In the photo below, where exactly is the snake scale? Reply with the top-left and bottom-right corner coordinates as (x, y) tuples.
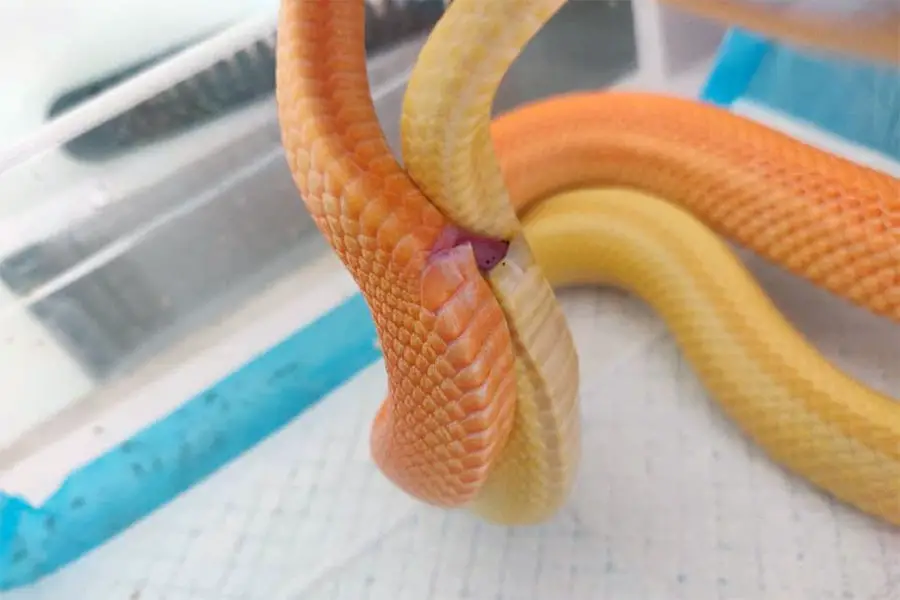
(275, 0), (899, 527)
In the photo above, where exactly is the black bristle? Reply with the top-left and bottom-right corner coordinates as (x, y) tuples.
(53, 0), (448, 162)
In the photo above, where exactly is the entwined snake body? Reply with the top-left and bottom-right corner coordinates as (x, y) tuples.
(276, 0), (900, 527)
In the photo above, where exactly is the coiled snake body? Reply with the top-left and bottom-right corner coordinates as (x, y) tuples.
(276, 0), (900, 526)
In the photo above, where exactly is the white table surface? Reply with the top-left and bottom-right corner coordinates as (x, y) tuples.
(2, 245), (897, 600)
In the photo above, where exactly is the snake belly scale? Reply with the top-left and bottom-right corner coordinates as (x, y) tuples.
(276, 0), (900, 527)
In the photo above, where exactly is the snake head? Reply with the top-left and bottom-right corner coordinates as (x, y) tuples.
(430, 224), (511, 271)
(370, 238), (519, 508)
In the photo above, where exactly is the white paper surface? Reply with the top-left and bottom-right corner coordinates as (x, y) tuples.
(2, 255), (897, 600)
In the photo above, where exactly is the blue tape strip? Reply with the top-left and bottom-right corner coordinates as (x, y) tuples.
(702, 27), (900, 161)
(700, 29), (771, 107)
(742, 46), (900, 161)
(0, 292), (380, 591)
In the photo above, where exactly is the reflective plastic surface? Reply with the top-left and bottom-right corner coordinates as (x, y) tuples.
(0, 0), (637, 463)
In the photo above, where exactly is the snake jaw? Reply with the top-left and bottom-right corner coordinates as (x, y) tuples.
(367, 239), (519, 509)
(430, 224), (512, 271)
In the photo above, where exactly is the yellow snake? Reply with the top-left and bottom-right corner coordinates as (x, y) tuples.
(275, 0), (900, 527)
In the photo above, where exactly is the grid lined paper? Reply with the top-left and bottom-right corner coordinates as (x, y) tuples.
(2, 249), (897, 600)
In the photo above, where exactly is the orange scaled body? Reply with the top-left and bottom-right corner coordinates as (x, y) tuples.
(276, 2), (516, 507)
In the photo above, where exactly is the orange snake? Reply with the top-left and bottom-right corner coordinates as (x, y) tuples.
(275, 0), (900, 527)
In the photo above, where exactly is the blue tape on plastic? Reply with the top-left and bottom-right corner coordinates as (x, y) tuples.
(0, 292), (380, 591)
(743, 47), (900, 161)
(700, 29), (770, 106)
(702, 28), (900, 162)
